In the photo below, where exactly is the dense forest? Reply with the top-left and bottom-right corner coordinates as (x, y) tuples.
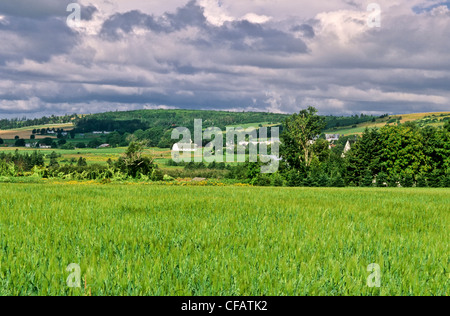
(72, 109), (288, 133)
(324, 113), (381, 129)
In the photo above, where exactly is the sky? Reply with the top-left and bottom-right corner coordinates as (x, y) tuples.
(0, 0), (449, 118)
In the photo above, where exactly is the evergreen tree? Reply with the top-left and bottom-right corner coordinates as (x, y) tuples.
(15, 139), (26, 147)
(376, 172), (387, 187)
(402, 171), (415, 188)
(344, 128), (381, 185)
(416, 175), (428, 188)
(330, 174), (345, 187)
(317, 174), (329, 187)
(286, 170), (303, 187)
(361, 169), (374, 187)
(440, 175), (450, 188)
(77, 157), (88, 167)
(427, 169), (442, 188)
(48, 151), (59, 168)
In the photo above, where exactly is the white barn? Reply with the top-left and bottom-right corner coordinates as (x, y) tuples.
(172, 140), (198, 153)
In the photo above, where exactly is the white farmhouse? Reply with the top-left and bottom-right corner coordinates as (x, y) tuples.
(172, 140), (198, 153)
(326, 134), (340, 142)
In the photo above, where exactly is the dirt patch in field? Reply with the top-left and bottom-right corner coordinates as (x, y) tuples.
(0, 123), (73, 140)
(0, 130), (58, 140)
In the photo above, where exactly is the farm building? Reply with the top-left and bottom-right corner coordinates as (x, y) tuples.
(326, 134), (340, 142)
(172, 141), (198, 153)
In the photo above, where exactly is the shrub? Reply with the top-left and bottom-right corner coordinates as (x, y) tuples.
(150, 169), (164, 181)
(285, 170), (303, 187)
(416, 175), (428, 188)
(61, 143), (75, 150)
(271, 173), (285, 187)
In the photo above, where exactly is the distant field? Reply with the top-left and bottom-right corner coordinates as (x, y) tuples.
(0, 184), (448, 296)
(0, 147), (250, 168)
(0, 123), (74, 140)
(395, 112), (450, 123)
(0, 147), (173, 166)
(326, 112), (450, 135)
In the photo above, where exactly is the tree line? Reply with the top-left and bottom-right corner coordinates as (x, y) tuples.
(1, 108), (449, 187)
(250, 107), (450, 187)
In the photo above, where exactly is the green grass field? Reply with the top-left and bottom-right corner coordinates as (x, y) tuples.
(0, 147), (249, 170)
(0, 184), (448, 296)
(0, 147), (173, 167)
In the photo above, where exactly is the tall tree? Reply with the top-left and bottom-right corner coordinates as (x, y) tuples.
(283, 107), (326, 167)
(378, 125), (427, 178)
(344, 128), (381, 185)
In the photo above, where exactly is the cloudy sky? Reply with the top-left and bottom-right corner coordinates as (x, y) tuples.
(0, 0), (449, 118)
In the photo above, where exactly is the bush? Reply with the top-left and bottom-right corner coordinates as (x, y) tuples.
(361, 169), (374, 187)
(14, 139), (26, 147)
(163, 174), (174, 181)
(252, 174), (271, 186)
(88, 139), (102, 148)
(317, 174), (329, 187)
(427, 170), (442, 188)
(401, 172), (415, 188)
(376, 172), (387, 187)
(271, 173), (285, 187)
(61, 143), (75, 150)
(150, 169), (164, 181)
(52, 164), (110, 180)
(416, 175), (428, 188)
(388, 174), (401, 188)
(330, 174), (345, 187)
(286, 170), (303, 187)
(440, 175), (450, 188)
(302, 176), (316, 187)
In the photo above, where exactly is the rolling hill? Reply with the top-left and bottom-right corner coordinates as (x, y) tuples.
(325, 112), (450, 136)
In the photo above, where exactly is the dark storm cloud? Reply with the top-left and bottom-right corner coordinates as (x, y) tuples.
(100, 0), (206, 39)
(0, 0), (72, 18)
(291, 24), (315, 38)
(0, 0), (97, 19)
(100, 10), (162, 39)
(101, 1), (307, 55)
(212, 20), (308, 53)
(0, 0), (97, 64)
(0, 16), (77, 63)
(0, 0), (449, 118)
(164, 0), (207, 29)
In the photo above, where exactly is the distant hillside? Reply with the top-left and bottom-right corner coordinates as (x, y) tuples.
(325, 112), (450, 136)
(2, 110), (448, 147)
(73, 109), (289, 134)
